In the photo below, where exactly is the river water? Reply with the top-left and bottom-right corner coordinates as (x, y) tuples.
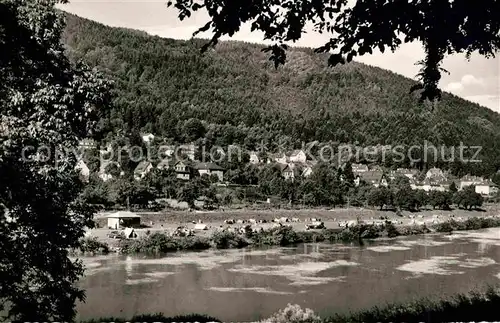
(77, 228), (500, 322)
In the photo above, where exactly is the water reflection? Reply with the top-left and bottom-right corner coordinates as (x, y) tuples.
(77, 229), (500, 322)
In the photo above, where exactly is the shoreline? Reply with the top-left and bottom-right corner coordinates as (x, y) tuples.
(79, 213), (500, 256)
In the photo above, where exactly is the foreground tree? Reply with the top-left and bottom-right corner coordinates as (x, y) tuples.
(0, 1), (111, 320)
(168, 0), (500, 102)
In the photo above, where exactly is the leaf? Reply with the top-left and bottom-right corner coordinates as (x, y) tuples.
(328, 53), (345, 66)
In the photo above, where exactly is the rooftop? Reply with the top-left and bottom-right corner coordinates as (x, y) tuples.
(105, 211), (141, 219)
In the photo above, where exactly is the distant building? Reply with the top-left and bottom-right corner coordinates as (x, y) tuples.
(355, 171), (388, 187)
(280, 164), (295, 181)
(249, 151), (261, 164)
(174, 160), (192, 180)
(78, 138), (96, 150)
(352, 163), (369, 173)
(194, 162), (225, 182)
(270, 153), (288, 164)
(459, 175), (485, 190)
(289, 150), (307, 163)
(141, 133), (155, 144)
(134, 161), (153, 180)
(425, 168), (447, 182)
(415, 179), (446, 192)
(105, 211), (141, 230)
(475, 181), (498, 197)
(75, 159), (90, 182)
(394, 168), (418, 180)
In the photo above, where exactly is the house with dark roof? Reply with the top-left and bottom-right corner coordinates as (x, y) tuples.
(194, 162), (225, 182)
(279, 164), (295, 181)
(174, 160), (193, 180)
(355, 171), (388, 187)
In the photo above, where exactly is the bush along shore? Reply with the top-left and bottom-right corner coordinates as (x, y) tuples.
(83, 217), (500, 255)
(82, 287), (500, 323)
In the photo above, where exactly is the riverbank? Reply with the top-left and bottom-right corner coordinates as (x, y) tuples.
(82, 286), (500, 322)
(82, 216), (500, 255)
(89, 205), (500, 248)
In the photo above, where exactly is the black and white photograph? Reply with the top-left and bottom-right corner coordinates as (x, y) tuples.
(1, 0), (500, 322)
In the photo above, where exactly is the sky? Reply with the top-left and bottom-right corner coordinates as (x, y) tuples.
(58, 0), (500, 113)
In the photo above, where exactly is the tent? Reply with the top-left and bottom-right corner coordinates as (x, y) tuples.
(123, 227), (138, 239)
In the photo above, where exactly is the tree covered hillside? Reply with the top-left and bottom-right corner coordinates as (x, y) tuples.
(62, 14), (500, 176)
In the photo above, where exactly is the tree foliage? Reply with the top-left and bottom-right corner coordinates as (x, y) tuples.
(62, 14), (500, 178)
(0, 0), (111, 321)
(167, 0), (500, 102)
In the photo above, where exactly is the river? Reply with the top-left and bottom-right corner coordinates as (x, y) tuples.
(76, 228), (500, 322)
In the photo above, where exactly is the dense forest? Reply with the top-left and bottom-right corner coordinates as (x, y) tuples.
(62, 14), (500, 177)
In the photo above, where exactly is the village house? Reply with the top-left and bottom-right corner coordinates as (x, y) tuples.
(425, 167), (447, 182)
(194, 162), (225, 182)
(75, 159), (90, 182)
(474, 180), (498, 197)
(280, 164), (295, 181)
(78, 138), (96, 150)
(174, 160), (192, 180)
(134, 161), (153, 180)
(141, 133), (155, 144)
(105, 211), (141, 230)
(352, 163), (369, 173)
(414, 179), (446, 192)
(394, 168), (418, 179)
(249, 151), (261, 164)
(355, 171), (388, 187)
(269, 152), (288, 164)
(289, 149), (307, 163)
(459, 175), (485, 190)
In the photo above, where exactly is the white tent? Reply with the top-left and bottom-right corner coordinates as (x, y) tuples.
(123, 227), (138, 239)
(194, 223), (208, 231)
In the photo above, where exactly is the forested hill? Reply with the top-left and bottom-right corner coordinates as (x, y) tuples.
(62, 13), (500, 176)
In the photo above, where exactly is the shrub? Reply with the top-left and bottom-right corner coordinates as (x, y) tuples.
(76, 237), (110, 255)
(210, 230), (249, 249)
(262, 304), (321, 323)
(434, 221), (454, 233)
(384, 221), (400, 238)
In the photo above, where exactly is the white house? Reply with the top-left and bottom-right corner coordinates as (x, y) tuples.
(141, 133), (155, 144)
(271, 153), (288, 164)
(75, 159), (90, 182)
(475, 181), (499, 196)
(459, 175), (485, 190)
(302, 166), (313, 178)
(105, 211), (141, 230)
(134, 161), (153, 180)
(249, 151), (261, 164)
(352, 163), (369, 173)
(289, 150), (307, 163)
